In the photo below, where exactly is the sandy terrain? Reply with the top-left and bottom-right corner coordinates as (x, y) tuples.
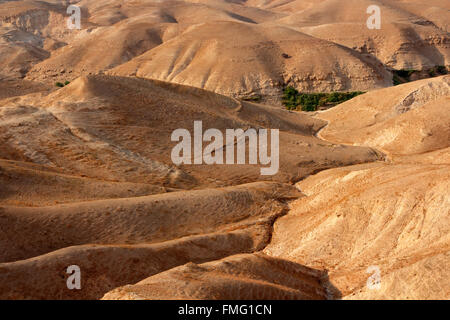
(2, 0), (447, 99)
(0, 0), (448, 300)
(100, 75), (449, 300)
(0, 74), (381, 299)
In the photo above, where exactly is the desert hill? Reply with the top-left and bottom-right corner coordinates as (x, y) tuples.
(0, 75), (380, 191)
(278, 0), (450, 70)
(0, 0), (448, 301)
(103, 253), (330, 300)
(265, 75), (450, 299)
(0, 75), (380, 299)
(100, 76), (449, 300)
(266, 159), (449, 299)
(109, 20), (391, 97)
(317, 75), (450, 156)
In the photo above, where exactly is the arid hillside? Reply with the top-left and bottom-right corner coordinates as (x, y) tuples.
(0, 0), (449, 300)
(265, 75), (450, 299)
(0, 75), (380, 195)
(1, 0), (448, 100)
(0, 73), (380, 299)
(103, 76), (450, 300)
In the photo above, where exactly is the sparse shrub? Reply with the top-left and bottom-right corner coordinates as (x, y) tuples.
(55, 81), (71, 88)
(436, 65), (447, 74)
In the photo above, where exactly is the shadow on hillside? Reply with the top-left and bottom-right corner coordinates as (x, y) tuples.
(320, 271), (343, 300)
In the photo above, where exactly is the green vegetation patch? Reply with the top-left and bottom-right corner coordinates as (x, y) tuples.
(55, 81), (71, 88)
(282, 86), (365, 111)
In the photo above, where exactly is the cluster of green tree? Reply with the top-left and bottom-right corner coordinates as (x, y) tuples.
(282, 86), (365, 111)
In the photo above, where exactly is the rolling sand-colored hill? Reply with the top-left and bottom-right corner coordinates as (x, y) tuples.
(265, 76), (450, 299)
(0, 0), (90, 79)
(279, 0), (450, 70)
(0, 181), (299, 299)
(101, 76), (449, 300)
(0, 181), (300, 263)
(266, 159), (449, 299)
(0, 0), (449, 301)
(0, 75), (380, 190)
(317, 75), (450, 156)
(2, 0), (449, 98)
(103, 253), (330, 300)
(0, 75), (380, 299)
(0, 158), (171, 207)
(109, 21), (391, 97)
